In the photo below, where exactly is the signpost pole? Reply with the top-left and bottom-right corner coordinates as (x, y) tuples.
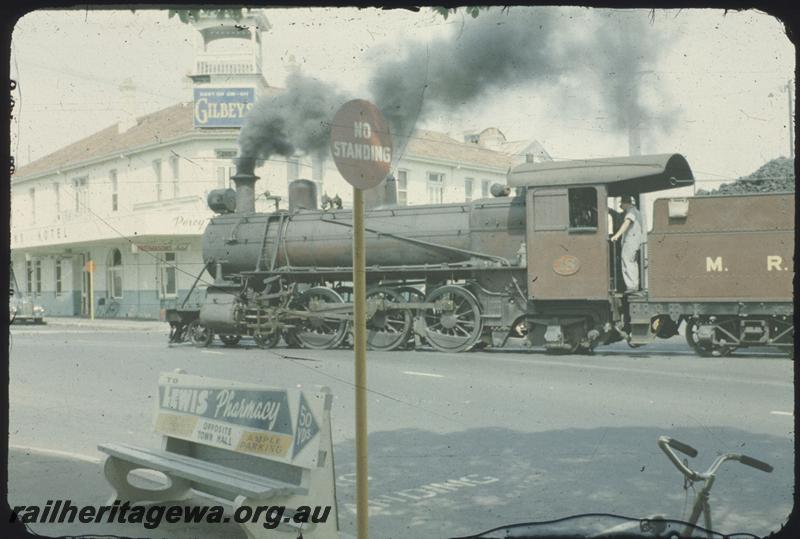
(88, 261), (94, 320)
(353, 187), (368, 539)
(330, 98), (392, 539)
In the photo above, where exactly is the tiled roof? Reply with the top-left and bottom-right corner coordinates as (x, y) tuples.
(496, 139), (552, 162)
(15, 100), (519, 180)
(403, 129), (516, 170)
(13, 102), (210, 180)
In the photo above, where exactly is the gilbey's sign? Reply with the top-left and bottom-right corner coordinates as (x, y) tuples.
(193, 88), (255, 128)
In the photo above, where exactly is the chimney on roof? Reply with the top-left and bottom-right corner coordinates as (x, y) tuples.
(285, 54), (300, 76)
(117, 78), (139, 134)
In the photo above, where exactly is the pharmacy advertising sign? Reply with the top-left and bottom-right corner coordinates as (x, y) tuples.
(154, 372), (324, 466)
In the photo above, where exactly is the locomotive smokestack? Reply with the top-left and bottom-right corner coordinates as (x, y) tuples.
(231, 157), (259, 213)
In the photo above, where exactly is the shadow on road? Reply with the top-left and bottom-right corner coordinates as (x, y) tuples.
(7, 425), (791, 539)
(332, 426), (791, 538)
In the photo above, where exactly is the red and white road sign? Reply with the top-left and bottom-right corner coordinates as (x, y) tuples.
(330, 99), (393, 191)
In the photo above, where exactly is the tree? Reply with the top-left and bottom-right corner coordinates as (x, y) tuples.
(696, 157), (795, 195)
(432, 6), (493, 20)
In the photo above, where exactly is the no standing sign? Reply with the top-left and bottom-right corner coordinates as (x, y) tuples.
(330, 98), (393, 539)
(330, 99), (393, 190)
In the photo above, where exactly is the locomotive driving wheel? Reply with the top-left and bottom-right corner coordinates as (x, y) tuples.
(188, 320), (213, 348)
(366, 287), (412, 351)
(396, 285), (426, 348)
(283, 330), (304, 349)
(286, 287), (349, 350)
(422, 285), (483, 353)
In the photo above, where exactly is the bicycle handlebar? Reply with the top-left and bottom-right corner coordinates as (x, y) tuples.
(737, 454), (773, 473)
(662, 436), (698, 458)
(658, 436), (700, 480)
(658, 436), (773, 480)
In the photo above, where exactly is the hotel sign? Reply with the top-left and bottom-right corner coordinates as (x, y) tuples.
(193, 87), (255, 128)
(131, 242), (191, 253)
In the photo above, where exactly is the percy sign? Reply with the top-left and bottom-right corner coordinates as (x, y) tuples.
(330, 99), (393, 190)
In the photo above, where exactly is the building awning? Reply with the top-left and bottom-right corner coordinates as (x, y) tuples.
(507, 153), (694, 195)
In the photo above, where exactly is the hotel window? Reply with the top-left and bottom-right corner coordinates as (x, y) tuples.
(55, 260), (63, 295)
(29, 187), (36, 223)
(481, 179), (491, 198)
(287, 158), (300, 181)
(110, 170), (118, 211)
(153, 159), (163, 201)
(107, 248), (123, 299)
(464, 178), (474, 202)
(215, 149), (237, 189)
(159, 252), (177, 298)
(397, 170), (408, 206)
(216, 166), (230, 189)
(73, 177), (88, 213)
(53, 182), (61, 217)
(34, 259), (42, 295)
(170, 155), (180, 197)
(427, 172), (444, 204)
(312, 155), (325, 198)
(26, 260), (33, 294)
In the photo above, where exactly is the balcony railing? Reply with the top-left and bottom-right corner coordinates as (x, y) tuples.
(194, 52), (262, 76)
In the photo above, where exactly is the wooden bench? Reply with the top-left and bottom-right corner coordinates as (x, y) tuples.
(98, 370), (339, 539)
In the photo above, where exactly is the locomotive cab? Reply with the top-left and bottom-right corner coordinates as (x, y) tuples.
(508, 154), (694, 351)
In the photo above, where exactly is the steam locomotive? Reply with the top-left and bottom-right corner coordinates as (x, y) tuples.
(166, 154), (794, 357)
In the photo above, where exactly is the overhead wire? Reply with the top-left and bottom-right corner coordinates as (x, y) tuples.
(50, 179), (238, 298)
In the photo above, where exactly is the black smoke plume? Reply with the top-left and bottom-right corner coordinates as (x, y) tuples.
(239, 8), (676, 163)
(237, 71), (349, 161)
(369, 8), (677, 154)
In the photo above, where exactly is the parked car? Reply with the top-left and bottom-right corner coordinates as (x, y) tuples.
(9, 288), (45, 324)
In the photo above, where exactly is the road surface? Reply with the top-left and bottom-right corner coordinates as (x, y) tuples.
(8, 320), (793, 538)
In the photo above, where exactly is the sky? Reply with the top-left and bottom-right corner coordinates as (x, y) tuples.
(9, 7), (795, 190)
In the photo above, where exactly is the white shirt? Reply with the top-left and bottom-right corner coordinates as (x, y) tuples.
(622, 206), (644, 248)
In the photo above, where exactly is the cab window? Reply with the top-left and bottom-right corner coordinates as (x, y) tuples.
(568, 187), (598, 231)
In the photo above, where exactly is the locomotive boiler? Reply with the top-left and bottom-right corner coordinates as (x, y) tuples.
(166, 153), (794, 357)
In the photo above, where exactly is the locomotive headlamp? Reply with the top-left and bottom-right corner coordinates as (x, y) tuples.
(490, 183), (511, 197)
(207, 188), (237, 214)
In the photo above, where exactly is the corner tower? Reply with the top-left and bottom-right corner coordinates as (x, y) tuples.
(188, 11), (271, 129)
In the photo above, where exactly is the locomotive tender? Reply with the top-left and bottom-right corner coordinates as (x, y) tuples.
(166, 153), (794, 356)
